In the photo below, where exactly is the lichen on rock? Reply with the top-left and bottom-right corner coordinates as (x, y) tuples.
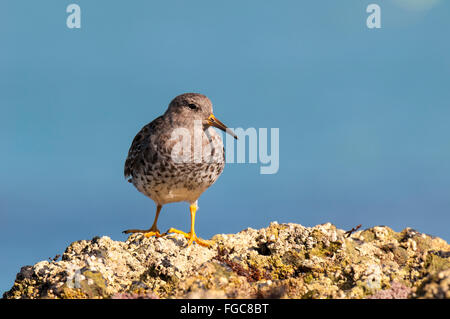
(3, 222), (449, 299)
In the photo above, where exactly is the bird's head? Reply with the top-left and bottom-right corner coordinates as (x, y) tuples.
(165, 93), (237, 139)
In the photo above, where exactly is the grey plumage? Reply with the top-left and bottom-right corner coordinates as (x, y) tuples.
(124, 93), (225, 206)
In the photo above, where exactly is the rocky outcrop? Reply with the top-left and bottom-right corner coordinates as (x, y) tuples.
(3, 222), (450, 299)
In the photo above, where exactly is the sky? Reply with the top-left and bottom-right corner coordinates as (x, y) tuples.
(1, 0), (449, 294)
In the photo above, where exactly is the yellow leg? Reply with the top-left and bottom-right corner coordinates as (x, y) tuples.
(123, 205), (162, 238)
(167, 204), (211, 247)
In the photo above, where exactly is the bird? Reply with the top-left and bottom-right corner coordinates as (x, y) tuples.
(123, 93), (237, 247)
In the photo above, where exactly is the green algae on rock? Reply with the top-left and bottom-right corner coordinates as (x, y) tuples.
(3, 222), (449, 299)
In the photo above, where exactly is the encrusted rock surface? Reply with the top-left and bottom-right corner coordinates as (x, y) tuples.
(3, 222), (450, 299)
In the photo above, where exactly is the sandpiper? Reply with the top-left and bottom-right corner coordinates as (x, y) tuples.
(123, 93), (237, 247)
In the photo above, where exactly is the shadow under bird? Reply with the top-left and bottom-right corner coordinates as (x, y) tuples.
(123, 93), (237, 247)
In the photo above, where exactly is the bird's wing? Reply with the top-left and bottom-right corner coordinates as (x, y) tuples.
(124, 116), (164, 179)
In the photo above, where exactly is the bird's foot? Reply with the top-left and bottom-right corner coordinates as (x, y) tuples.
(143, 231), (162, 238)
(122, 227), (162, 238)
(166, 228), (211, 247)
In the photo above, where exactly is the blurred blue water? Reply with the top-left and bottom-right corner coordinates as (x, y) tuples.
(1, 0), (449, 294)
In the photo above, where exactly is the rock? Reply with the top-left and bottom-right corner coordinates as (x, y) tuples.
(3, 222), (450, 299)
(416, 269), (450, 299)
(368, 282), (411, 299)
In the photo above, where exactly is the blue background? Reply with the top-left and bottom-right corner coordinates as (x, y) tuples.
(1, 0), (449, 294)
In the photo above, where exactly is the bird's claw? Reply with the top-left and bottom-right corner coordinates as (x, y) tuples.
(122, 228), (162, 238)
(167, 228), (211, 247)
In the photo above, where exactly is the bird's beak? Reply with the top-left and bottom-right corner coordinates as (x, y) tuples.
(208, 114), (238, 140)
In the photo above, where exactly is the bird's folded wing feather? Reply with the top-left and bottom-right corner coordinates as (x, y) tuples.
(124, 116), (164, 179)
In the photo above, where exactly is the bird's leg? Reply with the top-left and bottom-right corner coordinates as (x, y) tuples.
(123, 205), (162, 238)
(167, 203), (211, 247)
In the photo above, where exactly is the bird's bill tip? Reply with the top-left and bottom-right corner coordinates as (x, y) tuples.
(208, 114), (238, 139)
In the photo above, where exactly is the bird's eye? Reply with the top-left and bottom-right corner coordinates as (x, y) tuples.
(187, 103), (198, 110)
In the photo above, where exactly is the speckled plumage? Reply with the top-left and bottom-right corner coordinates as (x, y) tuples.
(124, 93), (225, 206)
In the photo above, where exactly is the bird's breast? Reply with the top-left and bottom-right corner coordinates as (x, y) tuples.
(132, 127), (225, 204)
